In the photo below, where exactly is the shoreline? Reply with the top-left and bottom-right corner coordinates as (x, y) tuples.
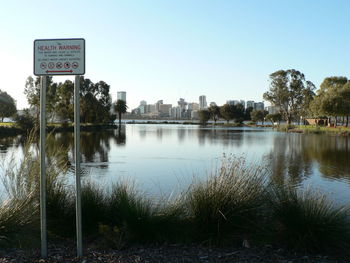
(0, 243), (344, 263)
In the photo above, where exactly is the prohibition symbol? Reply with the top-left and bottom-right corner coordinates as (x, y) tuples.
(64, 62), (71, 69)
(56, 62), (63, 69)
(48, 62), (55, 69)
(72, 62), (79, 69)
(40, 62), (47, 69)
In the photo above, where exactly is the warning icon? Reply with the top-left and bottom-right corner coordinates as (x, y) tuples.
(72, 62), (79, 69)
(40, 62), (47, 69)
(64, 62), (71, 69)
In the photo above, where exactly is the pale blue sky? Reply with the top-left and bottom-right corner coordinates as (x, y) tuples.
(0, 0), (349, 110)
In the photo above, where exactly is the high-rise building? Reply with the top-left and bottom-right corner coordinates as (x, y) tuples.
(178, 98), (187, 111)
(246, 101), (255, 109)
(254, 102), (265, 111)
(199, 95), (207, 109)
(159, 104), (172, 116)
(188, 102), (199, 111)
(169, 106), (182, 119)
(227, 100), (245, 108)
(117, 91), (126, 102)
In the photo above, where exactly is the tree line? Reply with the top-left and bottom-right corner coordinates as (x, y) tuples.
(198, 103), (272, 125)
(0, 76), (128, 130)
(263, 69), (350, 126)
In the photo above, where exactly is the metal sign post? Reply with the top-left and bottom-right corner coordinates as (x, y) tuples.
(40, 76), (47, 258)
(34, 38), (85, 258)
(74, 75), (83, 257)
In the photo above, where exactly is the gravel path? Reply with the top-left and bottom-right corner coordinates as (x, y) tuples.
(0, 244), (346, 263)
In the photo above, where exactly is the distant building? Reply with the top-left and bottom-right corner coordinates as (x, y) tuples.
(117, 91), (126, 102)
(254, 102), (265, 111)
(169, 106), (182, 119)
(227, 100), (245, 108)
(266, 105), (280, 114)
(191, 110), (199, 119)
(199, 95), (207, 109)
(178, 98), (187, 111)
(246, 100), (255, 109)
(188, 102), (199, 111)
(159, 104), (172, 117)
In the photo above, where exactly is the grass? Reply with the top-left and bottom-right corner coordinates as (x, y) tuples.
(275, 124), (350, 135)
(1, 135), (350, 255)
(185, 156), (269, 243)
(269, 185), (350, 253)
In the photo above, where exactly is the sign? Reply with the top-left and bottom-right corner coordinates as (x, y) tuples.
(34, 38), (85, 76)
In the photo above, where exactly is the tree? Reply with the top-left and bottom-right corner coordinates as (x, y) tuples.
(220, 104), (233, 123)
(250, 110), (268, 125)
(265, 113), (282, 125)
(24, 76), (56, 121)
(263, 69), (315, 124)
(244, 106), (254, 120)
(114, 99), (128, 126)
(232, 103), (245, 123)
(198, 109), (210, 125)
(310, 77), (350, 126)
(55, 80), (74, 122)
(0, 90), (17, 122)
(208, 105), (220, 124)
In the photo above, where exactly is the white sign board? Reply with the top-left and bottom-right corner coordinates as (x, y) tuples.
(34, 38), (85, 76)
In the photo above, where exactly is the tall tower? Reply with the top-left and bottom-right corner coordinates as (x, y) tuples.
(199, 95), (207, 109)
(117, 91), (126, 102)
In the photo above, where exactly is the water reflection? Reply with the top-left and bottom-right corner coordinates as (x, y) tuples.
(265, 133), (350, 185)
(265, 134), (313, 186)
(0, 135), (22, 153)
(1, 126), (350, 196)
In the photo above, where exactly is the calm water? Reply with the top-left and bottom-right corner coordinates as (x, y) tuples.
(1, 124), (350, 203)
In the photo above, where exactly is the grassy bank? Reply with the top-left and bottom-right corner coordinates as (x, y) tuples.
(1, 141), (350, 256)
(276, 124), (350, 135)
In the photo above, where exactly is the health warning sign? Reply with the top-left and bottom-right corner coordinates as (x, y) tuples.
(34, 38), (85, 76)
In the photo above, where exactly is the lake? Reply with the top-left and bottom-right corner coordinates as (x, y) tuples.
(1, 124), (350, 203)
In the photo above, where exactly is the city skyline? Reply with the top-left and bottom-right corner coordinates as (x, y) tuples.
(0, 1), (349, 111)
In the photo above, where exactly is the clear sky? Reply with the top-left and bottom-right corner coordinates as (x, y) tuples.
(1, 0), (349, 110)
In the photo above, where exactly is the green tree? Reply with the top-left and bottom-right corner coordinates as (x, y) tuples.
(56, 80), (74, 122)
(244, 106), (254, 120)
(220, 104), (233, 123)
(265, 113), (282, 125)
(114, 99), (128, 126)
(263, 69), (315, 124)
(198, 109), (210, 125)
(250, 110), (268, 125)
(232, 103), (245, 123)
(80, 77), (113, 123)
(24, 76), (56, 121)
(0, 90), (17, 122)
(310, 77), (350, 126)
(208, 105), (220, 124)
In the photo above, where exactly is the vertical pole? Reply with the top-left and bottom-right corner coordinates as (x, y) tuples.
(40, 76), (47, 258)
(74, 75), (83, 257)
